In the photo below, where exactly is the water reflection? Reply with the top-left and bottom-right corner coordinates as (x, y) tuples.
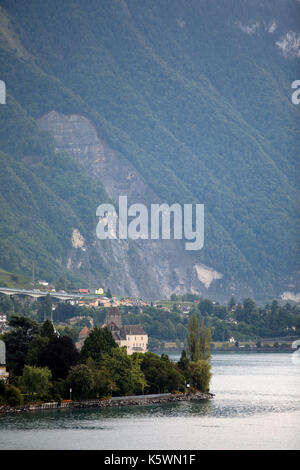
(0, 353), (299, 450)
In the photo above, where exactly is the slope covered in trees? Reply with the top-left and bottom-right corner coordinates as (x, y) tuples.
(0, 0), (299, 300)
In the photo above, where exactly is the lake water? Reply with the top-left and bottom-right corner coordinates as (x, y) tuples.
(0, 353), (299, 450)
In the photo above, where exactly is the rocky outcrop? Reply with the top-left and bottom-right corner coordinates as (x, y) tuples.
(38, 111), (225, 299)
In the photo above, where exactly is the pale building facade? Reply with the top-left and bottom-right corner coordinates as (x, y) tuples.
(0, 340), (9, 382)
(104, 307), (148, 355)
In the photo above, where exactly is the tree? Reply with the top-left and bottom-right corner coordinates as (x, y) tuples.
(106, 288), (112, 299)
(80, 326), (117, 363)
(54, 302), (76, 322)
(189, 360), (212, 393)
(66, 364), (94, 400)
(130, 353), (148, 395)
(198, 299), (213, 316)
(140, 352), (184, 394)
(187, 314), (201, 361)
(213, 305), (227, 320)
(0, 381), (23, 407)
(37, 335), (79, 380)
(25, 309), (57, 367)
(40, 319), (56, 340)
(199, 319), (211, 360)
(177, 350), (190, 383)
(26, 335), (49, 366)
(101, 347), (147, 396)
(0, 294), (14, 314)
(242, 298), (259, 324)
(228, 296), (236, 310)
(3, 316), (39, 376)
(212, 322), (229, 341)
(86, 357), (116, 398)
(20, 365), (52, 398)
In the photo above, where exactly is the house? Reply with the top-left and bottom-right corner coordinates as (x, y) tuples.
(0, 314), (7, 334)
(94, 288), (104, 295)
(0, 340), (9, 382)
(103, 307), (148, 355)
(79, 289), (89, 294)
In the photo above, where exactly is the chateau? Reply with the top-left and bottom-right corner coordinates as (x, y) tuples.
(104, 307), (148, 355)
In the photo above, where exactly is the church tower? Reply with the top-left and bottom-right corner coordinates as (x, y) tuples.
(105, 307), (122, 330)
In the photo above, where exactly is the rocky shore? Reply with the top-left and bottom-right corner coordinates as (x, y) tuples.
(0, 391), (214, 414)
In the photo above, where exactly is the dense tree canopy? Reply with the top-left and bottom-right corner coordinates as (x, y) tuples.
(37, 335), (79, 380)
(3, 316), (40, 376)
(80, 326), (118, 363)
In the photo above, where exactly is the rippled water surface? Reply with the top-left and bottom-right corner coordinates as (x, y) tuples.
(0, 353), (299, 450)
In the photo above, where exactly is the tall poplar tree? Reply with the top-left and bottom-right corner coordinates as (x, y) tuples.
(187, 314), (201, 361)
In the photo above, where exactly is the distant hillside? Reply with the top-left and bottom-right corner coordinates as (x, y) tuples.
(0, 268), (32, 289)
(0, 0), (299, 301)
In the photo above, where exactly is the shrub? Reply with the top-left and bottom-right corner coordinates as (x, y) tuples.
(5, 384), (23, 407)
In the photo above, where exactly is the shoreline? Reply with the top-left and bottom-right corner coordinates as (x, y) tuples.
(158, 349), (295, 356)
(0, 391), (214, 415)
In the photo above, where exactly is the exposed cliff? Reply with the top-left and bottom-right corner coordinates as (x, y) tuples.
(39, 111), (226, 300)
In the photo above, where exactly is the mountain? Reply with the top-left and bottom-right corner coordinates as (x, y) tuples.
(0, 0), (299, 302)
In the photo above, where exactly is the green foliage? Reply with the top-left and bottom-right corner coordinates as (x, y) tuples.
(100, 347), (147, 396)
(20, 365), (52, 397)
(0, 0), (298, 299)
(199, 319), (212, 361)
(37, 335), (79, 380)
(85, 357), (115, 398)
(26, 335), (49, 366)
(189, 360), (212, 393)
(140, 351), (184, 394)
(3, 315), (40, 376)
(66, 364), (94, 400)
(0, 293), (14, 314)
(177, 350), (191, 383)
(0, 380), (23, 407)
(80, 326), (117, 363)
(40, 319), (56, 339)
(106, 288), (112, 299)
(186, 314), (211, 361)
(187, 314), (201, 361)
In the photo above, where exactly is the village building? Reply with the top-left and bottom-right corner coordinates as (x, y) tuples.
(0, 339), (9, 382)
(104, 307), (148, 355)
(0, 314), (7, 334)
(94, 288), (104, 295)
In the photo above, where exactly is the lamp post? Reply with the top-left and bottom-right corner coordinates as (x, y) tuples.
(70, 388), (72, 401)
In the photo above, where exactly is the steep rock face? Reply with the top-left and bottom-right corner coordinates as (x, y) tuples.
(39, 111), (226, 299)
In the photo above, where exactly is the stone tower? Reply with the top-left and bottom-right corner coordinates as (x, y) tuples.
(105, 307), (122, 330)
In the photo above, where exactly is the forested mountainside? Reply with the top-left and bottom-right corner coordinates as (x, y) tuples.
(0, 0), (299, 301)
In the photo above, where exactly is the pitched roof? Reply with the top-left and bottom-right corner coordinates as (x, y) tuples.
(121, 325), (147, 336)
(108, 307), (122, 315)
